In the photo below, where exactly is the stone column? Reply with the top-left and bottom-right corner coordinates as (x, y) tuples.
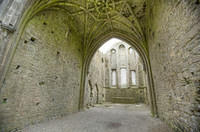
(0, 0), (27, 89)
(0, 0), (26, 31)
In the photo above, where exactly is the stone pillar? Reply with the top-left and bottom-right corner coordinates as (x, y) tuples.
(0, 0), (27, 89)
(126, 45), (129, 88)
(0, 0), (26, 31)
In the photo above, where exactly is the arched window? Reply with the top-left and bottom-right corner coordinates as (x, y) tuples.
(129, 47), (134, 54)
(110, 49), (117, 68)
(119, 44), (125, 49)
(111, 69), (117, 87)
(111, 49), (116, 54)
(119, 44), (126, 67)
(131, 70), (136, 85)
(120, 68), (127, 88)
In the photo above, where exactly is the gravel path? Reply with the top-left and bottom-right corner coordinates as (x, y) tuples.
(21, 104), (173, 132)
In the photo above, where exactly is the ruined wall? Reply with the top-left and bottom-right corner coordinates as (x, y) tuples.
(105, 88), (146, 104)
(85, 47), (147, 105)
(148, 1), (200, 131)
(101, 42), (147, 104)
(85, 51), (105, 107)
(0, 11), (82, 131)
(105, 42), (145, 88)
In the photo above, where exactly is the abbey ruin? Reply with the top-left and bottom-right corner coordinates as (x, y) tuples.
(0, 0), (199, 132)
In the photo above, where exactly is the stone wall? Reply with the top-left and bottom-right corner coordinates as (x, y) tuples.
(0, 0), (199, 131)
(85, 51), (105, 107)
(148, 1), (200, 131)
(105, 87), (146, 104)
(85, 41), (148, 105)
(0, 11), (82, 131)
(104, 42), (146, 88)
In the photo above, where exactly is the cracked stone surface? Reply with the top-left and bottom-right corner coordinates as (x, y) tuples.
(21, 104), (173, 132)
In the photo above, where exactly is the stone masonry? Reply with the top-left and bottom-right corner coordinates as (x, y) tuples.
(148, 1), (200, 131)
(0, 11), (82, 131)
(0, 0), (199, 132)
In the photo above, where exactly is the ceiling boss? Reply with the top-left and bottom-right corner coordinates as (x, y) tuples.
(88, 0), (115, 19)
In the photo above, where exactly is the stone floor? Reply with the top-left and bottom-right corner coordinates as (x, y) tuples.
(21, 104), (173, 132)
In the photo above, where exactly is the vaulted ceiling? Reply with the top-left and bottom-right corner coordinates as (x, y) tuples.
(24, 0), (150, 56)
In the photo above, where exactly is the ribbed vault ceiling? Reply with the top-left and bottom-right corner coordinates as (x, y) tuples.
(25, 0), (148, 57)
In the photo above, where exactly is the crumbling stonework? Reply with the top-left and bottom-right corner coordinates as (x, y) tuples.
(148, 1), (200, 131)
(0, 11), (82, 131)
(103, 42), (148, 104)
(105, 88), (145, 104)
(103, 42), (147, 88)
(85, 41), (148, 105)
(85, 51), (105, 107)
(0, 0), (199, 131)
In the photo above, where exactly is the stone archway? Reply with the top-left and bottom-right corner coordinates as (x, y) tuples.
(0, 1), (199, 131)
(80, 31), (158, 116)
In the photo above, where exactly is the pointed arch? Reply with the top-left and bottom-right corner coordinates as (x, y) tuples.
(79, 31), (158, 116)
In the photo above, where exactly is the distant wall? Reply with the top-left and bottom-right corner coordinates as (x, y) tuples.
(104, 42), (144, 88)
(86, 42), (148, 106)
(105, 87), (146, 104)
